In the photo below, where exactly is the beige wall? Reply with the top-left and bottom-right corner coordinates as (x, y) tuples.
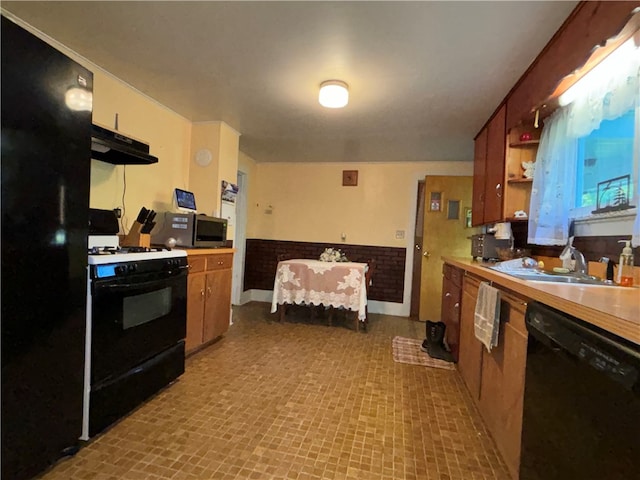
(251, 161), (474, 247)
(190, 121), (240, 239)
(189, 123), (222, 217)
(90, 72), (192, 231)
(10, 13), (472, 275)
(238, 151), (259, 238)
(10, 15), (194, 234)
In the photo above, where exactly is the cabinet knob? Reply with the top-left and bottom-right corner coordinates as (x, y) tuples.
(415, 244), (421, 251)
(423, 251), (430, 258)
(188, 264), (193, 270)
(445, 292), (451, 297)
(496, 183), (502, 198)
(200, 289), (205, 298)
(454, 302), (460, 309)
(207, 287), (212, 297)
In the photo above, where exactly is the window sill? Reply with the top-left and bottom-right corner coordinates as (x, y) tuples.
(571, 207), (636, 237)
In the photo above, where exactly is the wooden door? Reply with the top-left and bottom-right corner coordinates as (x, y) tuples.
(203, 269), (232, 341)
(440, 272), (462, 361)
(472, 128), (487, 226)
(410, 180), (425, 318)
(419, 175), (473, 321)
(202, 271), (217, 343)
(186, 274), (206, 352)
(484, 104), (506, 224)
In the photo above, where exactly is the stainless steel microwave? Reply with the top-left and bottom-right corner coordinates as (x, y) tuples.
(151, 212), (227, 248)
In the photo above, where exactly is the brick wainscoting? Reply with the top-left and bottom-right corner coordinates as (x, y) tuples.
(244, 239), (406, 304)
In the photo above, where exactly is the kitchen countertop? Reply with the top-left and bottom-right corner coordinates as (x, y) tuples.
(443, 256), (640, 345)
(181, 248), (236, 255)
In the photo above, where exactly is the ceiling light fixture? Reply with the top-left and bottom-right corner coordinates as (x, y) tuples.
(319, 80), (349, 108)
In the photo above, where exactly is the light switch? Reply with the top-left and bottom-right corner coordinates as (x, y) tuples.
(395, 230), (405, 239)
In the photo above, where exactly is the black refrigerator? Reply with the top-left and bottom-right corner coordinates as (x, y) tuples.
(1, 16), (93, 480)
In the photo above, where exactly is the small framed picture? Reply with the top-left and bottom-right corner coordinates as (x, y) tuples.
(447, 200), (460, 220)
(429, 192), (441, 211)
(342, 170), (358, 186)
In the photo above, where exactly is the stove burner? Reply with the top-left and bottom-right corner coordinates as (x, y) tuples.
(89, 246), (168, 255)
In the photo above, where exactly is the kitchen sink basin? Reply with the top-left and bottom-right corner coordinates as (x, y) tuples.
(501, 272), (613, 285)
(485, 264), (617, 286)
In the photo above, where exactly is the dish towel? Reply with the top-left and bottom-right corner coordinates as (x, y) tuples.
(474, 282), (501, 352)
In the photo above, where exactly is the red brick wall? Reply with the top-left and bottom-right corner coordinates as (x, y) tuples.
(243, 239), (406, 303)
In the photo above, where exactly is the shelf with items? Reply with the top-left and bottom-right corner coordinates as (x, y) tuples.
(503, 123), (540, 220)
(509, 139), (540, 148)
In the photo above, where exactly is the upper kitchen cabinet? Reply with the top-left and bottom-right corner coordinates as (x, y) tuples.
(506, 1), (639, 129)
(503, 122), (540, 222)
(472, 104), (506, 226)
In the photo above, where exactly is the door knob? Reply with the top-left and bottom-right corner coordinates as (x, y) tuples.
(423, 251), (430, 258)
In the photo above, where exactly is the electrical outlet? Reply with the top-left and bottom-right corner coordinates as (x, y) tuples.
(395, 230), (405, 239)
(113, 208), (122, 218)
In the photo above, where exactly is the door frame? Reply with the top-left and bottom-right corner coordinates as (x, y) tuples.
(231, 170), (247, 305)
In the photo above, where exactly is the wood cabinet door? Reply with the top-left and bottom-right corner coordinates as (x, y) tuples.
(506, 2), (638, 129)
(472, 128), (488, 226)
(501, 316), (528, 479)
(484, 104), (506, 224)
(458, 277), (483, 401)
(186, 273), (206, 353)
(202, 269), (232, 342)
(478, 292), (528, 480)
(479, 327), (505, 439)
(441, 275), (462, 361)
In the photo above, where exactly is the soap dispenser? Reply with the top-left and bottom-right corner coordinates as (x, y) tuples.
(616, 240), (634, 287)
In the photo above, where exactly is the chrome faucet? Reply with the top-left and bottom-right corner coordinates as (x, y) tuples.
(569, 246), (588, 276)
(560, 220), (588, 276)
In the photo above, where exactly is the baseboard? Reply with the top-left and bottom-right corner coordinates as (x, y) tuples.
(237, 290), (408, 317)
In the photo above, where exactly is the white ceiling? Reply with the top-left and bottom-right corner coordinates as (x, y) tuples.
(2, 1), (578, 163)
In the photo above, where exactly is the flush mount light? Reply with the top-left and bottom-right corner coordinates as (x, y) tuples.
(319, 80), (349, 108)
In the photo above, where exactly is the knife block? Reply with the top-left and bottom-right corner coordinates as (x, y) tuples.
(120, 222), (151, 248)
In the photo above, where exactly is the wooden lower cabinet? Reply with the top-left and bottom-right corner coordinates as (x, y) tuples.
(441, 264), (462, 361)
(478, 291), (528, 479)
(185, 251), (233, 354)
(458, 274), (483, 401)
(456, 266), (529, 479)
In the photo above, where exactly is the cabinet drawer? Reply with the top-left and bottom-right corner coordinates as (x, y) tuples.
(443, 263), (463, 287)
(463, 273), (482, 298)
(188, 256), (206, 274)
(499, 290), (529, 336)
(206, 253), (233, 271)
(450, 266), (462, 288)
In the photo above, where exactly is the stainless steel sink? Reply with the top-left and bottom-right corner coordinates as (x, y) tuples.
(485, 265), (616, 286)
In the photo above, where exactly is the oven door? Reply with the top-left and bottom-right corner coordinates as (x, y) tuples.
(90, 266), (187, 385)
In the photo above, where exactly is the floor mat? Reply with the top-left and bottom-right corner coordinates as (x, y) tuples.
(392, 336), (456, 370)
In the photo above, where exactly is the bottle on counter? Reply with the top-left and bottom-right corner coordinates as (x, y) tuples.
(616, 240), (634, 287)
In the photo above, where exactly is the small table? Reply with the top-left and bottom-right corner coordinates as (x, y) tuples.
(271, 259), (368, 328)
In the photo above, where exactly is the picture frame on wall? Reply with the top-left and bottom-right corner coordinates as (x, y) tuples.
(429, 192), (441, 211)
(342, 170), (358, 186)
(447, 200), (460, 220)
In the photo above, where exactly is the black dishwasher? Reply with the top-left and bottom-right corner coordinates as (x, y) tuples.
(521, 302), (640, 480)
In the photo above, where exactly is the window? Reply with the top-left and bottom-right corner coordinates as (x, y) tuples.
(528, 36), (639, 246)
(575, 109), (635, 210)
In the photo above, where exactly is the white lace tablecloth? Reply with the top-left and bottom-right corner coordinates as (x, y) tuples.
(271, 259), (368, 320)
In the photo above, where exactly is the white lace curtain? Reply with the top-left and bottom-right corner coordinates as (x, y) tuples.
(528, 40), (640, 246)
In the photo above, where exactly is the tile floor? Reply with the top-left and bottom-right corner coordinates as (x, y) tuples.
(40, 302), (509, 480)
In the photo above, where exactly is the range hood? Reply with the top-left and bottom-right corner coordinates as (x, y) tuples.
(91, 124), (158, 165)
